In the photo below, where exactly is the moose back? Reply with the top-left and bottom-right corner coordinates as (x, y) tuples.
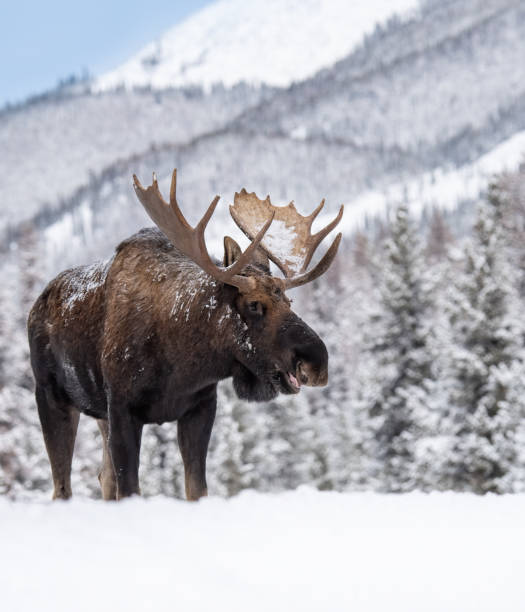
(28, 170), (343, 501)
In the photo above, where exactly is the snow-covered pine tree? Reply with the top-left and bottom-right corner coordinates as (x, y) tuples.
(441, 189), (525, 494)
(208, 380), (322, 495)
(0, 237), (52, 498)
(356, 205), (436, 492)
(425, 207), (453, 263)
(486, 164), (525, 296)
(206, 381), (246, 496)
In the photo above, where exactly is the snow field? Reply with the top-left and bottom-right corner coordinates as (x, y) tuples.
(2, 489), (525, 612)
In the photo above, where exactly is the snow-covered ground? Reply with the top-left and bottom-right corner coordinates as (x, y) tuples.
(2, 489), (525, 611)
(97, 0), (419, 91)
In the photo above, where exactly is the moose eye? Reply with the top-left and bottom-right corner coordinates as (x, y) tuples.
(248, 301), (264, 316)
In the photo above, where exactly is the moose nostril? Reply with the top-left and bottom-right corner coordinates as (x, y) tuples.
(298, 361), (328, 387)
(297, 362), (308, 384)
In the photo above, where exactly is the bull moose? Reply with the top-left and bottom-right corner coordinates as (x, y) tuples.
(28, 169), (343, 501)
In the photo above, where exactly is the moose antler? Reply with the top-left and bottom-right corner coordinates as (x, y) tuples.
(230, 189), (343, 289)
(133, 170), (274, 292)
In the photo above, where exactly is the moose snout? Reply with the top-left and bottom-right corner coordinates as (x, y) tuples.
(299, 359), (328, 387)
(281, 316), (329, 387)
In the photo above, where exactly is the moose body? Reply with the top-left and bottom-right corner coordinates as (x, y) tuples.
(28, 170), (342, 501)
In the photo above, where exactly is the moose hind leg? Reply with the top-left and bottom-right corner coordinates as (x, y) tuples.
(97, 419), (117, 500)
(177, 387), (217, 501)
(35, 384), (80, 500)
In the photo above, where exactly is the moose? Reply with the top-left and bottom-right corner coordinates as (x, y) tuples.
(28, 169), (343, 501)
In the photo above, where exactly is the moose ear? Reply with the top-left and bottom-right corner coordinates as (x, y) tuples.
(223, 236), (270, 273)
(223, 236), (243, 267)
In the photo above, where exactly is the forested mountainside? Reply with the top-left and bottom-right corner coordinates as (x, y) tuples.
(1, 0), (525, 500)
(2, 0), (524, 271)
(0, 84), (272, 232)
(236, 0), (525, 157)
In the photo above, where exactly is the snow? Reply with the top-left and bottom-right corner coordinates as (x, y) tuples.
(2, 490), (525, 611)
(63, 260), (109, 311)
(168, 268), (215, 322)
(96, 0), (419, 92)
(262, 219), (305, 274)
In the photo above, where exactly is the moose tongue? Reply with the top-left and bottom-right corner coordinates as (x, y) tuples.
(288, 372), (300, 389)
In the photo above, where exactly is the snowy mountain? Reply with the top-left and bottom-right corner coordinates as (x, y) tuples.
(96, 0), (419, 91)
(2, 0), (524, 263)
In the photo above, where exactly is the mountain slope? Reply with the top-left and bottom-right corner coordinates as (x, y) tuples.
(0, 85), (270, 233)
(235, 0), (525, 155)
(96, 0), (419, 91)
(2, 0), (524, 275)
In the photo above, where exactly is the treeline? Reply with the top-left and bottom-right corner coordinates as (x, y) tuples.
(1, 163), (525, 499)
(200, 163), (525, 497)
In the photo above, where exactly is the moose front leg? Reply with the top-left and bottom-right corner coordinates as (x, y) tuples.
(107, 402), (143, 500)
(177, 387), (217, 501)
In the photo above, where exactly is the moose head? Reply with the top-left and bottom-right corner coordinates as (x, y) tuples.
(133, 169), (344, 402)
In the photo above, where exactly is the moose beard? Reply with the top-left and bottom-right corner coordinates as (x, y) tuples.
(231, 361), (278, 402)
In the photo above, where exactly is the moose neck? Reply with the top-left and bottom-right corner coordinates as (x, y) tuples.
(160, 264), (243, 384)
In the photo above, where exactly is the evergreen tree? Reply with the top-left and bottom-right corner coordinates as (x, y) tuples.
(486, 166), (525, 296)
(358, 206), (436, 491)
(441, 191), (525, 493)
(207, 382), (246, 496)
(0, 240), (52, 498)
(425, 207), (453, 262)
(291, 255), (363, 492)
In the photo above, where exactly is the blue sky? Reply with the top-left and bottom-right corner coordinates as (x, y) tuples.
(0, 0), (214, 107)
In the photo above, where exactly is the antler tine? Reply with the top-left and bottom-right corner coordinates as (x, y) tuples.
(284, 232), (342, 290)
(133, 170), (274, 293)
(196, 195), (221, 233)
(166, 168), (193, 229)
(169, 168), (177, 205)
(308, 198), (325, 223)
(300, 204), (344, 273)
(192, 199), (274, 279)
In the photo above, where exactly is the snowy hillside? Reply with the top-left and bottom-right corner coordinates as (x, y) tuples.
(96, 0), (419, 91)
(0, 85), (269, 233)
(340, 129), (525, 234)
(3, 490), (525, 612)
